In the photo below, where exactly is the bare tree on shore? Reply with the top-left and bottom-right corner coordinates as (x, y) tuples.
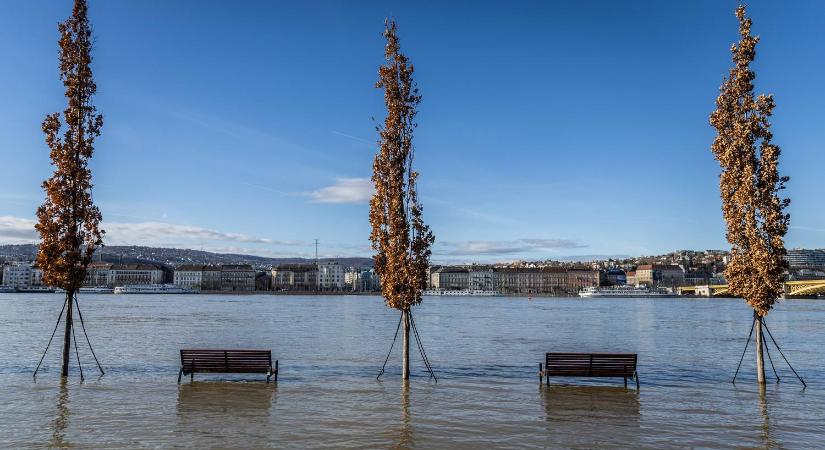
(370, 20), (435, 380)
(709, 5), (790, 384)
(35, 0), (104, 378)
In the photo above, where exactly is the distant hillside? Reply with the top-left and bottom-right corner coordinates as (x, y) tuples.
(0, 244), (373, 269)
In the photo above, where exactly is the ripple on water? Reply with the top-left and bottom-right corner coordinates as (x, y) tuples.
(0, 294), (823, 448)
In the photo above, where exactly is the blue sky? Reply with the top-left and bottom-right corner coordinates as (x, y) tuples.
(1, 0), (824, 262)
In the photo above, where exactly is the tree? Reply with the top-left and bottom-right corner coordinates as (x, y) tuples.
(370, 20), (435, 380)
(709, 5), (790, 384)
(35, 0), (104, 378)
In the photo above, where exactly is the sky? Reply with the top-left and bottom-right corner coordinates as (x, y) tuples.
(1, 0), (824, 263)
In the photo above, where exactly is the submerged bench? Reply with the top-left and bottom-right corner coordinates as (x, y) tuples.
(539, 352), (638, 389)
(178, 349), (278, 383)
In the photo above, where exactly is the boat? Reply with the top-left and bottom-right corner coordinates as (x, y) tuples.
(55, 287), (115, 294)
(114, 284), (198, 294)
(0, 285), (17, 293)
(422, 289), (501, 297)
(15, 286), (56, 293)
(578, 286), (679, 298)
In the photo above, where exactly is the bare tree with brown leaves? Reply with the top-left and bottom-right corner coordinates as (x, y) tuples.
(35, 0), (105, 378)
(370, 20), (435, 381)
(710, 5), (790, 385)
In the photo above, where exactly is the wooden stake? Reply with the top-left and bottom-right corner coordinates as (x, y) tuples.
(755, 311), (766, 384)
(402, 309), (410, 380)
(61, 290), (74, 377)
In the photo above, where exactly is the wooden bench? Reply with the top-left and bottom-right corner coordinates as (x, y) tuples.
(178, 349), (278, 383)
(539, 352), (638, 388)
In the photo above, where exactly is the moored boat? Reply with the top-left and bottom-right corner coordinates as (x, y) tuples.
(55, 287), (115, 294)
(114, 284), (198, 294)
(423, 289), (501, 297)
(15, 286), (56, 293)
(578, 286), (679, 298)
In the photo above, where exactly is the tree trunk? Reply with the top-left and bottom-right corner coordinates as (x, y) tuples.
(754, 311), (766, 384)
(61, 290), (74, 377)
(402, 308), (410, 380)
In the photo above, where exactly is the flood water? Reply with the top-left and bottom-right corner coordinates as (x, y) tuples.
(0, 294), (823, 448)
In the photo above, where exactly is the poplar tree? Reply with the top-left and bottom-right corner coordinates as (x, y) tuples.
(709, 5), (790, 384)
(35, 0), (104, 378)
(370, 20), (435, 380)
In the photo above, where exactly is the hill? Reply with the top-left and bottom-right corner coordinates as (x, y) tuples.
(0, 244), (373, 269)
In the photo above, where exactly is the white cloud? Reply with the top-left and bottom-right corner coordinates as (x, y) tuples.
(437, 238), (587, 256)
(306, 178), (373, 204)
(0, 215), (302, 250)
(0, 216), (39, 243)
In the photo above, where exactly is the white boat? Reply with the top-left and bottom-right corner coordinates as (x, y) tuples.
(15, 286), (56, 293)
(578, 286), (679, 298)
(422, 289), (501, 297)
(55, 287), (115, 294)
(114, 284), (198, 294)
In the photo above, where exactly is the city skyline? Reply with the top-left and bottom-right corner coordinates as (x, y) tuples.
(2, 1), (825, 262)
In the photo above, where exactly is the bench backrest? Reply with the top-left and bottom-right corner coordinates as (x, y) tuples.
(545, 353), (636, 377)
(180, 349), (272, 374)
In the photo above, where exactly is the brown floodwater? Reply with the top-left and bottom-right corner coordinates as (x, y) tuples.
(0, 294), (823, 448)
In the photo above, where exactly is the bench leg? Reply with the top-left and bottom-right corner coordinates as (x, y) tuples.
(191, 371), (194, 383)
(539, 363), (543, 385)
(177, 368), (182, 384)
(635, 371), (640, 390)
(275, 360), (278, 383)
(624, 376), (627, 388)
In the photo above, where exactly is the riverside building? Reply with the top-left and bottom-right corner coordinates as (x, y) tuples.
(317, 261), (345, 291)
(785, 248), (825, 269)
(271, 264), (318, 291)
(220, 265), (256, 292)
(84, 263), (164, 287)
(634, 264), (685, 288)
(1, 263), (43, 287)
(174, 264), (204, 290)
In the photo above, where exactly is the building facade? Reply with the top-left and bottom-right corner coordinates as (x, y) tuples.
(173, 264), (204, 290)
(221, 265), (256, 291)
(785, 249), (825, 269)
(468, 267), (494, 291)
(202, 266), (222, 291)
(271, 264), (318, 291)
(346, 267), (380, 292)
(317, 261), (345, 291)
(566, 269), (600, 292)
(635, 264), (685, 287)
(83, 263), (163, 287)
(2, 264), (43, 287)
(431, 267), (469, 290)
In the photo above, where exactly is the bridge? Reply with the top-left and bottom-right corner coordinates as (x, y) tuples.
(678, 279), (825, 297)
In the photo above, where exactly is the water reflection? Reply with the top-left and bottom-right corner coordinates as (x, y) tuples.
(177, 382), (276, 415)
(176, 382), (277, 444)
(542, 385), (640, 448)
(758, 384), (780, 449)
(49, 379), (70, 448)
(392, 381), (413, 450)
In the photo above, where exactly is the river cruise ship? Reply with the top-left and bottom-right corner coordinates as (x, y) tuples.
(422, 289), (501, 297)
(578, 286), (679, 298)
(114, 284), (198, 294)
(55, 287), (115, 294)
